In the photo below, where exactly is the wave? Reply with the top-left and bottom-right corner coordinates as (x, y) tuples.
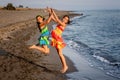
(67, 40), (120, 66)
(70, 14), (90, 25)
(93, 54), (110, 64)
(78, 15), (91, 19)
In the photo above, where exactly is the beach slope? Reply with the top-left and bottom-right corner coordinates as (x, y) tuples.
(0, 9), (78, 80)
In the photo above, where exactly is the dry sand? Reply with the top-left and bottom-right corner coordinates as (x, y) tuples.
(0, 9), (79, 80)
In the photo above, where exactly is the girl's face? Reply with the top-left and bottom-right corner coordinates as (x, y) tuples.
(62, 16), (69, 24)
(37, 16), (43, 23)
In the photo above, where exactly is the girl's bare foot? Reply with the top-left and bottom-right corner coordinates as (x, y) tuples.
(29, 45), (36, 49)
(60, 66), (68, 73)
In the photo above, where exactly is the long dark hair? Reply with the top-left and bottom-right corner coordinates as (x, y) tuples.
(36, 22), (41, 32)
(36, 15), (45, 32)
(63, 15), (70, 24)
(36, 15), (45, 21)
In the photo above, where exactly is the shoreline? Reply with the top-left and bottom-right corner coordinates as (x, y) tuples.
(0, 9), (79, 80)
(63, 47), (120, 80)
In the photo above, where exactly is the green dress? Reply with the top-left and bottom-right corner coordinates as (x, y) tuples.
(39, 25), (50, 46)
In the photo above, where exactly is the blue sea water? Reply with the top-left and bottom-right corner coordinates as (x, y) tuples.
(63, 10), (120, 79)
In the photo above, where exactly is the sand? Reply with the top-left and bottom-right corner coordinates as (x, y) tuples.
(0, 9), (79, 80)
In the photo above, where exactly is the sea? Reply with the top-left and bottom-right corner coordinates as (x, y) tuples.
(57, 10), (120, 79)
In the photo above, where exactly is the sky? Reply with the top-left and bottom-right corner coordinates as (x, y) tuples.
(0, 0), (120, 10)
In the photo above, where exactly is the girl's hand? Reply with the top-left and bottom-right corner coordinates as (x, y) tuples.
(51, 8), (53, 13)
(44, 7), (51, 13)
(47, 7), (51, 13)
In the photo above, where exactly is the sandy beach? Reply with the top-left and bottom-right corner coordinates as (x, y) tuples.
(0, 8), (79, 80)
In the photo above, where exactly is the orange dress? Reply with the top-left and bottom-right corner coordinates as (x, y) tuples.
(51, 25), (66, 49)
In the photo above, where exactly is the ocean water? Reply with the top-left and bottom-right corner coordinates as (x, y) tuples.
(62, 10), (120, 79)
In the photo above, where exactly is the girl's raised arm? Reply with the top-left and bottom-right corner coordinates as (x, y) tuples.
(47, 7), (57, 23)
(51, 9), (66, 27)
(40, 10), (53, 27)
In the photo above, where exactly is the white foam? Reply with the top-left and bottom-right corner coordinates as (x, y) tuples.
(67, 40), (79, 49)
(71, 16), (80, 21)
(93, 54), (110, 64)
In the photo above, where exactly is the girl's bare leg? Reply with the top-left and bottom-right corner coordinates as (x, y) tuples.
(29, 45), (49, 54)
(57, 48), (68, 73)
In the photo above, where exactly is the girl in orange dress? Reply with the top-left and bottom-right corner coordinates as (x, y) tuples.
(49, 8), (70, 73)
